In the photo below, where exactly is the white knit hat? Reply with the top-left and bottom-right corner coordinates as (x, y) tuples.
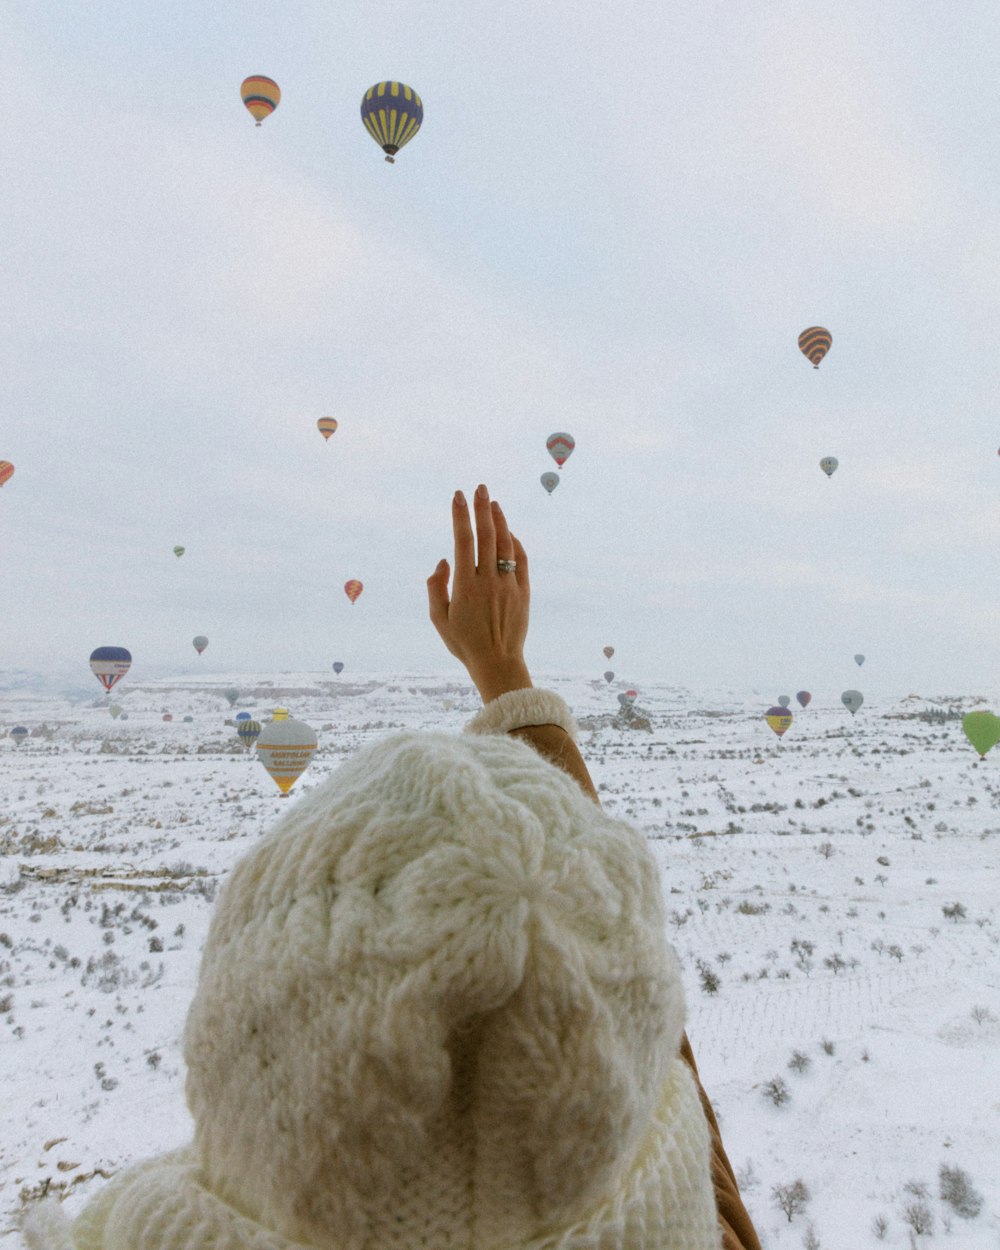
(26, 728), (720, 1250)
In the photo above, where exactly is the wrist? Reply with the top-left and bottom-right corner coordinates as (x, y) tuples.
(469, 660), (533, 704)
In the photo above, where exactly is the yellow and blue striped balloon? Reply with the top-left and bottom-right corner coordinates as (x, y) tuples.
(241, 76), (281, 126)
(361, 82), (423, 163)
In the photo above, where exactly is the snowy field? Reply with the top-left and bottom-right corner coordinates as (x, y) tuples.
(1, 674), (998, 1249)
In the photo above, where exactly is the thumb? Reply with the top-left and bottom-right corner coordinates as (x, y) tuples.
(427, 558), (450, 628)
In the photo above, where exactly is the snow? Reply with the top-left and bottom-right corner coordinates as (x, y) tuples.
(1, 674), (997, 1248)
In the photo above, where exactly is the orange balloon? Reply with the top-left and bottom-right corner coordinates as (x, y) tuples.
(317, 417), (338, 441)
(344, 579), (363, 604)
(0, 461), (14, 487)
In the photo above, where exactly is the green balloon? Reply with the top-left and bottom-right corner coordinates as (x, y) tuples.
(962, 711), (1000, 759)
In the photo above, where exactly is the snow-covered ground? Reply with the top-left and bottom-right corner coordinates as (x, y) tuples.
(1, 674), (997, 1248)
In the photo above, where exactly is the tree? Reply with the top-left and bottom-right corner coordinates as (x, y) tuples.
(697, 960), (721, 995)
(902, 1201), (933, 1236)
(772, 1178), (810, 1223)
(939, 1164), (983, 1219)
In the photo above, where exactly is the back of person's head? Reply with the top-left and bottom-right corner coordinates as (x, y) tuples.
(27, 730), (720, 1250)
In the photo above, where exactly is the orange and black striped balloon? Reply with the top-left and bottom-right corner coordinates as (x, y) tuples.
(798, 327), (832, 369)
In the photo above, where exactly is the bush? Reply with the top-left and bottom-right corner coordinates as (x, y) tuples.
(942, 902), (967, 923)
(871, 1212), (888, 1240)
(939, 1164), (983, 1219)
(762, 1076), (790, 1107)
(788, 1049), (811, 1074)
(772, 1178), (810, 1222)
(902, 1200), (933, 1236)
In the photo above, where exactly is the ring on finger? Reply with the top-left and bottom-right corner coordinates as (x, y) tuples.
(496, 559), (517, 574)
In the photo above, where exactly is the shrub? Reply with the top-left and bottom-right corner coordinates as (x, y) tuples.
(788, 1050), (811, 1074)
(871, 1212), (889, 1240)
(939, 1164), (983, 1218)
(902, 1200), (933, 1236)
(772, 1178), (810, 1222)
(762, 1076), (790, 1107)
(942, 902), (967, 923)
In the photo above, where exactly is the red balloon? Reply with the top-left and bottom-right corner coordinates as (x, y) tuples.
(344, 579), (363, 604)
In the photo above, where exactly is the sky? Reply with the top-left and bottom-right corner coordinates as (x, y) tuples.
(3, 0), (1000, 699)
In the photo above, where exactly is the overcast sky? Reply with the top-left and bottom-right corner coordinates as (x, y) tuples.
(3, 0), (1000, 700)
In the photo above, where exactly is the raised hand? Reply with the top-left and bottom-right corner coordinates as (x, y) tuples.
(426, 483), (532, 703)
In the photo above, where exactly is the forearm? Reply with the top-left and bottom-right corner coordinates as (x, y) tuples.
(509, 723), (600, 803)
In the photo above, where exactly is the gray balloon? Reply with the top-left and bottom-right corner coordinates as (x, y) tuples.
(540, 472), (559, 495)
(777, 695), (791, 708)
(604, 671), (614, 683)
(841, 689), (864, 715)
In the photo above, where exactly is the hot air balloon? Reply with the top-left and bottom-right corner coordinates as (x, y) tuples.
(796, 691), (811, 708)
(344, 580), (363, 604)
(162, 713), (173, 722)
(256, 710), (317, 794)
(317, 417), (338, 441)
(90, 646), (132, 692)
(224, 688), (240, 707)
(962, 710), (1000, 760)
(10, 726), (28, 746)
(798, 327), (832, 368)
(235, 711), (252, 722)
(241, 76), (281, 126)
(182, 715), (193, 723)
(765, 707), (793, 737)
(841, 690), (864, 715)
(173, 546), (185, 558)
(777, 695), (791, 708)
(820, 457), (838, 477)
(361, 81), (423, 163)
(854, 654), (865, 666)
(540, 472), (559, 495)
(0, 461), (14, 487)
(546, 433), (575, 467)
(332, 661), (344, 674)
(603, 671), (614, 683)
(119, 713), (129, 720)
(603, 646), (614, 659)
(624, 690), (638, 706)
(238, 719), (262, 751)
(193, 636), (209, 655)
(617, 693), (629, 707)
(109, 705), (122, 719)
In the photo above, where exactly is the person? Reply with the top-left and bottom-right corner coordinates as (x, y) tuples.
(25, 485), (760, 1250)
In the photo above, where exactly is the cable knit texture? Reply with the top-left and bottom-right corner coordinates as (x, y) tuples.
(25, 728), (721, 1250)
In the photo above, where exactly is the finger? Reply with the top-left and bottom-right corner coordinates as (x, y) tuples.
(491, 500), (514, 560)
(452, 491), (475, 583)
(473, 483), (497, 572)
(427, 559), (450, 632)
(511, 535), (530, 592)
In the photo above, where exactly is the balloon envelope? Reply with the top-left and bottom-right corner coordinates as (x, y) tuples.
(162, 713), (173, 722)
(361, 81), (423, 161)
(241, 75), (280, 125)
(257, 714), (317, 793)
(173, 546), (185, 557)
(962, 711), (1000, 759)
(841, 689), (864, 714)
(235, 711), (252, 722)
(0, 461), (14, 487)
(796, 691), (811, 708)
(603, 646), (614, 659)
(90, 646), (132, 692)
(238, 719), (262, 750)
(224, 688), (240, 707)
(109, 705), (122, 719)
(182, 715), (193, 723)
(820, 457), (838, 477)
(10, 726), (28, 744)
(344, 580), (363, 604)
(332, 662), (345, 674)
(546, 432), (575, 467)
(193, 636), (209, 654)
(777, 695), (791, 708)
(624, 690), (638, 705)
(798, 326), (832, 368)
(854, 654), (865, 666)
(540, 472), (559, 494)
(765, 707), (793, 737)
(317, 417), (338, 441)
(604, 671), (614, 683)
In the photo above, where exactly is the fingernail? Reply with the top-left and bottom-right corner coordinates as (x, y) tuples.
(476, 484), (488, 499)
(454, 490), (466, 506)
